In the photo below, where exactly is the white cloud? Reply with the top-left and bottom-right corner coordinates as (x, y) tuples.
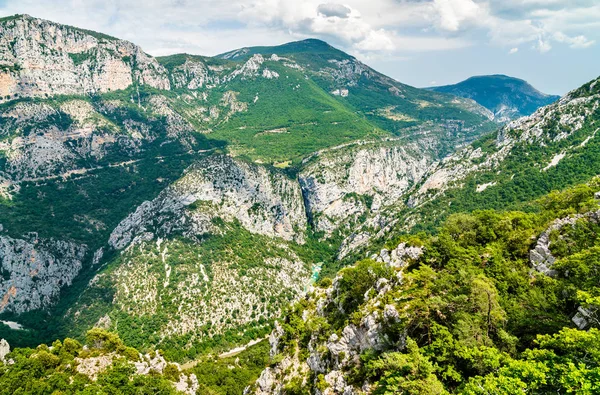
(317, 3), (351, 18)
(553, 31), (595, 48)
(354, 29), (395, 51)
(0, 0), (597, 57)
(432, 0), (483, 32)
(508, 47), (518, 54)
(534, 36), (552, 53)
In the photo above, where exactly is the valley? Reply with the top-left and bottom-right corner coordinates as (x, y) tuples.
(0, 11), (598, 395)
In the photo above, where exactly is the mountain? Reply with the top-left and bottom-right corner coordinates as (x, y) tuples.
(0, 14), (496, 356)
(249, 178), (600, 395)
(246, 76), (600, 395)
(0, 12), (599, 395)
(428, 74), (560, 122)
(331, 74), (600, 266)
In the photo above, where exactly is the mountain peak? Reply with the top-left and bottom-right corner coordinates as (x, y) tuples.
(428, 74), (560, 122)
(0, 13), (31, 23)
(217, 37), (351, 61)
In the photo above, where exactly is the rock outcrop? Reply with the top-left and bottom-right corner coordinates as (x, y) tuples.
(0, 14), (169, 102)
(0, 235), (87, 314)
(109, 154), (307, 249)
(0, 339), (9, 362)
(530, 210), (600, 276)
(252, 245), (408, 395)
(300, 141), (435, 235)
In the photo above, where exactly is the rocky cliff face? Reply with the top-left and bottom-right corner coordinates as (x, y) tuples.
(0, 14), (539, 356)
(410, 76), (600, 207)
(109, 154), (307, 248)
(0, 15), (170, 102)
(0, 233), (86, 314)
(0, 94), (207, 197)
(299, 140), (435, 235)
(252, 243), (418, 395)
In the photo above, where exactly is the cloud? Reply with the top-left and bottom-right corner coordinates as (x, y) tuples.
(553, 31), (595, 48)
(317, 3), (351, 18)
(508, 47), (518, 54)
(433, 0), (482, 32)
(534, 36), (552, 53)
(0, 0), (597, 58)
(354, 29), (395, 50)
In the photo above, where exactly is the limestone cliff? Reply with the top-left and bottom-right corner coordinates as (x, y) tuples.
(109, 154), (307, 248)
(0, 14), (170, 102)
(0, 233), (86, 314)
(299, 140), (435, 236)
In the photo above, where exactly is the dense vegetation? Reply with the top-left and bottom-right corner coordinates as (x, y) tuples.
(0, 328), (271, 395)
(274, 179), (600, 394)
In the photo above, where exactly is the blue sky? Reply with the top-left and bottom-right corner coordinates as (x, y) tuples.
(1, 0), (599, 94)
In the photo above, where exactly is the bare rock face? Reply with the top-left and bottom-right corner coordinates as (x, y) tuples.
(175, 373), (199, 395)
(0, 339), (9, 362)
(300, 142), (434, 235)
(251, 245), (410, 395)
(373, 242), (423, 269)
(109, 154), (307, 249)
(530, 210), (600, 276)
(0, 14), (170, 103)
(170, 58), (215, 90)
(0, 235), (87, 314)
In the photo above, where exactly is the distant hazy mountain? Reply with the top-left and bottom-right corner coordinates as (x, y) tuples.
(428, 74), (560, 122)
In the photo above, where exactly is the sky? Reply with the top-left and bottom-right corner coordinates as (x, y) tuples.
(1, 0), (599, 94)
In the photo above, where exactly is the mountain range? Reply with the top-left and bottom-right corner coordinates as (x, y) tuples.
(0, 13), (599, 395)
(428, 74), (560, 122)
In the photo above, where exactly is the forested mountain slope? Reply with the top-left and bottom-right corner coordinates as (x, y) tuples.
(2, 178), (600, 394)
(1, 14), (600, 394)
(429, 75), (560, 122)
(251, 179), (600, 394)
(333, 74), (600, 268)
(0, 14), (495, 356)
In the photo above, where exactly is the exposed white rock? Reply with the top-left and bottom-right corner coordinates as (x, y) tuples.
(262, 68), (279, 79)
(331, 88), (349, 97)
(542, 152), (565, 171)
(76, 353), (117, 380)
(300, 143), (434, 235)
(175, 373), (199, 395)
(374, 242), (423, 269)
(0, 235), (87, 314)
(572, 306), (595, 330)
(109, 154), (307, 248)
(476, 182), (496, 192)
(0, 320), (23, 330)
(134, 352), (168, 375)
(0, 339), (9, 362)
(0, 15), (170, 102)
(228, 54), (265, 80)
(530, 210), (600, 276)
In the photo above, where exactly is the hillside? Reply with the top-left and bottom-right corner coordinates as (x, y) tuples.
(249, 179), (600, 394)
(0, 14), (497, 357)
(429, 75), (560, 122)
(1, 13), (600, 394)
(2, 178), (600, 394)
(332, 74), (600, 269)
